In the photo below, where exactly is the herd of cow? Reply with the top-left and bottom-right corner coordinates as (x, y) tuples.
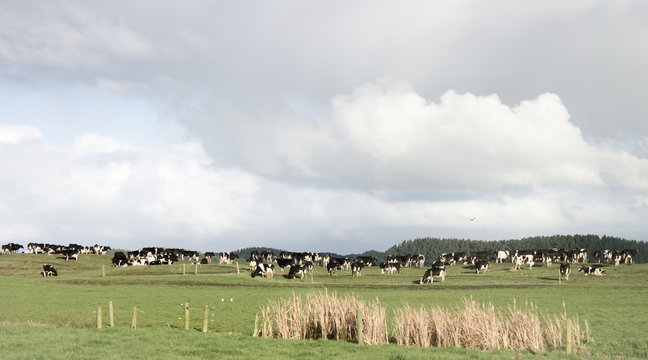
(0, 242), (638, 282)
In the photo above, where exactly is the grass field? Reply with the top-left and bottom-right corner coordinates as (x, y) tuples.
(1, 253), (647, 359)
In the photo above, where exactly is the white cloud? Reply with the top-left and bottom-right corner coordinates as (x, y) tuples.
(0, 3), (152, 68)
(0, 124), (42, 143)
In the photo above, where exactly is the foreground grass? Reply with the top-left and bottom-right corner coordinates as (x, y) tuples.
(1, 253), (647, 359)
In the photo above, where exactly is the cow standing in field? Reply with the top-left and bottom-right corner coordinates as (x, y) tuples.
(286, 264), (306, 280)
(419, 266), (446, 284)
(1, 243), (23, 254)
(41, 264), (58, 276)
(475, 260), (489, 274)
(379, 262), (400, 275)
(495, 250), (509, 263)
(351, 262), (364, 277)
(559, 263), (571, 281)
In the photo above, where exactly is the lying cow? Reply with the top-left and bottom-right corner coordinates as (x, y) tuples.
(559, 263), (571, 281)
(251, 263), (274, 278)
(420, 266), (446, 284)
(41, 264), (58, 277)
(475, 260), (489, 274)
(579, 265), (606, 276)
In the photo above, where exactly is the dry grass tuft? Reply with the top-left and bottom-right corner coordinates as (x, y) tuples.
(256, 293), (590, 354)
(256, 290), (387, 344)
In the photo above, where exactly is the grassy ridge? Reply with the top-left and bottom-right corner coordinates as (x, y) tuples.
(1, 253), (647, 359)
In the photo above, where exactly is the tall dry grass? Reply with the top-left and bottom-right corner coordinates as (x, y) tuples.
(255, 291), (388, 344)
(256, 293), (589, 354)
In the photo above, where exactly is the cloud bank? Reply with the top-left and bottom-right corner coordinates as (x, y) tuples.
(2, 82), (647, 252)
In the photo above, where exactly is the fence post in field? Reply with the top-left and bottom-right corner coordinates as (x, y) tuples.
(183, 264), (186, 275)
(184, 301), (190, 330)
(356, 309), (364, 345)
(108, 301), (114, 328)
(131, 307), (138, 330)
(236, 262), (240, 275)
(102, 265), (105, 278)
(566, 320), (573, 354)
(96, 306), (102, 329)
(202, 305), (209, 333)
(195, 263), (198, 275)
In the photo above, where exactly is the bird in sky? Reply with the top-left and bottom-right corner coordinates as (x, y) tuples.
(469, 217), (476, 221)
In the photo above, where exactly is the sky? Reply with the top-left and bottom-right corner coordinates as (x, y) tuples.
(1, 1), (647, 253)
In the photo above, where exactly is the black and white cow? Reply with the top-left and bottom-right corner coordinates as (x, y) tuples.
(326, 260), (339, 276)
(495, 250), (509, 263)
(250, 263), (274, 278)
(419, 266), (446, 284)
(513, 254), (535, 270)
(1, 243), (23, 254)
(474, 260), (489, 274)
(60, 248), (79, 261)
(559, 263), (571, 281)
(275, 257), (295, 271)
(351, 262), (364, 277)
(379, 262), (400, 275)
(286, 264), (306, 280)
(111, 252), (129, 267)
(219, 252), (238, 264)
(41, 264), (58, 277)
(578, 265), (606, 276)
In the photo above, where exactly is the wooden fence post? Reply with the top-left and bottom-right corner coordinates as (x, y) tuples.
(182, 264), (186, 275)
(236, 262), (240, 275)
(202, 305), (209, 333)
(108, 301), (114, 328)
(102, 265), (106, 278)
(131, 307), (138, 330)
(184, 301), (190, 330)
(96, 306), (102, 329)
(194, 264), (198, 275)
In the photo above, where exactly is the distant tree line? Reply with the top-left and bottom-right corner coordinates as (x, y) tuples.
(385, 234), (647, 263)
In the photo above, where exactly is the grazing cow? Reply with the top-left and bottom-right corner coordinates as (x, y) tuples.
(439, 253), (457, 266)
(41, 264), (58, 277)
(250, 263), (274, 278)
(351, 262), (364, 277)
(203, 252), (215, 263)
(570, 249), (588, 263)
(495, 250), (509, 263)
(621, 249), (637, 264)
(419, 266), (446, 284)
(379, 262), (400, 275)
(219, 252), (238, 264)
(474, 260), (489, 274)
(354, 256), (377, 267)
(513, 254), (535, 270)
(470, 251), (490, 265)
(579, 265), (606, 276)
(111, 252), (128, 267)
(275, 257), (295, 271)
(326, 260), (339, 276)
(559, 263), (571, 281)
(286, 264), (306, 280)
(60, 249), (79, 261)
(2, 243), (23, 254)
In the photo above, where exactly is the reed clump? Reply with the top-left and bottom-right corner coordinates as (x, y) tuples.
(256, 293), (590, 354)
(255, 291), (387, 344)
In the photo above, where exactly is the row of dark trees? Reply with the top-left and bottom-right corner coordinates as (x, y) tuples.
(385, 234), (646, 263)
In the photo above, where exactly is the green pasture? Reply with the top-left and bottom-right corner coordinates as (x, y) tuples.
(1, 253), (647, 359)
